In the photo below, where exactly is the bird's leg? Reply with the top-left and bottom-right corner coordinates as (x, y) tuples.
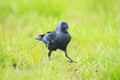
(48, 50), (52, 60)
(64, 50), (73, 63)
(46, 41), (49, 49)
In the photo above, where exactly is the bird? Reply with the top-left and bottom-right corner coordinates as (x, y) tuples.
(36, 21), (73, 62)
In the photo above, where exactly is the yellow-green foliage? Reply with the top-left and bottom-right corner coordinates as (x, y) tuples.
(0, 0), (120, 80)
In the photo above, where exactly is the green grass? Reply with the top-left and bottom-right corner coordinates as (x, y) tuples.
(0, 0), (120, 80)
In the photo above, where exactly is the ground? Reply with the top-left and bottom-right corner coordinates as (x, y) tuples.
(0, 0), (120, 80)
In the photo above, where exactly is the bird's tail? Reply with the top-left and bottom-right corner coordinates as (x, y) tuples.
(35, 34), (45, 41)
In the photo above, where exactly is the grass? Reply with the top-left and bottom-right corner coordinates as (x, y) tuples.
(0, 0), (120, 80)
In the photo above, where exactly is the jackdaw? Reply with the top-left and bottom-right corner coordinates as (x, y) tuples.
(36, 21), (73, 62)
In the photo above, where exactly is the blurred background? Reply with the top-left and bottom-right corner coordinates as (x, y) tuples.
(0, 0), (120, 80)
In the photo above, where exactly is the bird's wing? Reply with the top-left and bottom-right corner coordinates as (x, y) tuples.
(46, 31), (56, 44)
(44, 31), (57, 50)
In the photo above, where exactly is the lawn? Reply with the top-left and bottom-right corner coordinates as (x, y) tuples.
(0, 0), (120, 80)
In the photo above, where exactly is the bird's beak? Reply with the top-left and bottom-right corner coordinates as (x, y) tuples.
(64, 28), (68, 33)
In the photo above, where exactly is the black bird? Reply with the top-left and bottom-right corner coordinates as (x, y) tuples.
(36, 21), (73, 62)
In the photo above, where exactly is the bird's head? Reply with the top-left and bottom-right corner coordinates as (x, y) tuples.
(55, 21), (69, 33)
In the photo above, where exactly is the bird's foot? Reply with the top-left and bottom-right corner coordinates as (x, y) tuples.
(68, 60), (77, 63)
(48, 57), (51, 60)
(69, 60), (73, 63)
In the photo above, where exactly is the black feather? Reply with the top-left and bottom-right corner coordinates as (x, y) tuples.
(36, 21), (73, 62)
